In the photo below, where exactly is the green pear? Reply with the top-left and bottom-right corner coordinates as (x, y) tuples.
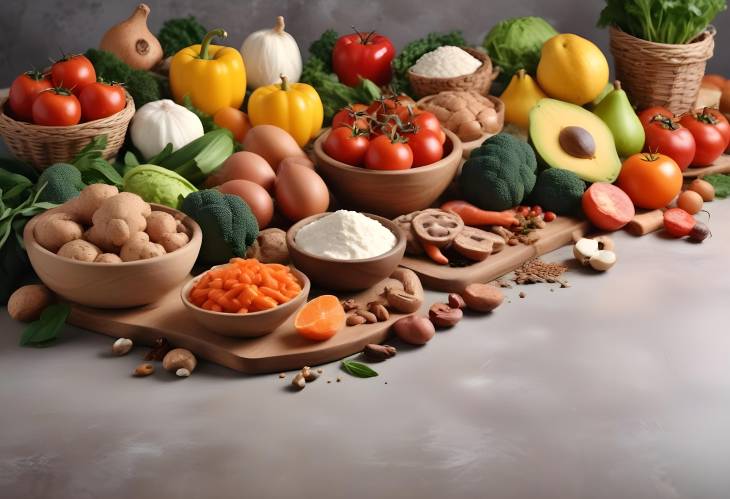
(593, 81), (645, 157)
(588, 82), (613, 109)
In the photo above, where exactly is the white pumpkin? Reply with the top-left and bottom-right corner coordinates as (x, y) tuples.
(131, 99), (204, 160)
(241, 16), (302, 89)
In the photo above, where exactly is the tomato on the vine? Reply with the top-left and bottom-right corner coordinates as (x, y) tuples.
(78, 80), (126, 121)
(8, 71), (52, 122)
(51, 54), (96, 95)
(617, 152), (683, 209)
(405, 129), (444, 167)
(638, 106), (673, 128)
(364, 135), (413, 170)
(323, 126), (370, 166)
(32, 88), (81, 126)
(412, 111), (446, 144)
(332, 103), (370, 131)
(642, 114), (696, 171)
(679, 110), (727, 166)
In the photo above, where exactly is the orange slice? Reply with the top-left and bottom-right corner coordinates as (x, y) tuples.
(295, 295), (345, 341)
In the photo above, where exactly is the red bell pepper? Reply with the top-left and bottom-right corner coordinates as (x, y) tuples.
(332, 29), (395, 87)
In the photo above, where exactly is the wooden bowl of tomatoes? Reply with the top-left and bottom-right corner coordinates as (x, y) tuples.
(313, 99), (463, 218)
(0, 54), (135, 170)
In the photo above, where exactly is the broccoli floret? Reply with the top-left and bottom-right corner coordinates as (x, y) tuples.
(529, 168), (586, 215)
(459, 133), (537, 211)
(84, 49), (161, 107)
(181, 189), (259, 265)
(36, 163), (86, 204)
(158, 16), (208, 57)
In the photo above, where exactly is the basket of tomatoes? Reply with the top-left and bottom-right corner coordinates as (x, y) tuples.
(0, 54), (135, 170)
(313, 95), (463, 218)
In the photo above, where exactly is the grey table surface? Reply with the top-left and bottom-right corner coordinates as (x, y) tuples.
(1, 199), (730, 499)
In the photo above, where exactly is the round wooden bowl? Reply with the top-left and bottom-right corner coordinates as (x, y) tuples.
(407, 47), (498, 99)
(416, 94), (504, 159)
(23, 204), (202, 309)
(286, 212), (406, 291)
(181, 267), (310, 338)
(313, 128), (462, 218)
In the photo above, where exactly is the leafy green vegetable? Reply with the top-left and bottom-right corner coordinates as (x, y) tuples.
(703, 174), (730, 198)
(598, 0), (727, 44)
(483, 17), (558, 84)
(341, 360), (379, 378)
(0, 169), (33, 208)
(391, 31), (466, 95)
(158, 16), (208, 57)
(19, 303), (71, 347)
(300, 32), (381, 124)
(85, 49), (163, 107)
(308, 29), (338, 73)
(71, 136), (123, 187)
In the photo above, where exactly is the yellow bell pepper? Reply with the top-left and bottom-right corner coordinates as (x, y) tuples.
(248, 75), (323, 147)
(170, 29), (246, 115)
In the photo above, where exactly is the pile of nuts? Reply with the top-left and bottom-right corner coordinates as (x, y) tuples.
(343, 268), (424, 327)
(513, 258), (570, 287)
(112, 336), (197, 378)
(291, 366), (322, 390)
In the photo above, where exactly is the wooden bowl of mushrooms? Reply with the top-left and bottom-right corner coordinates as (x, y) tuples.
(24, 185), (201, 309)
(417, 92), (504, 158)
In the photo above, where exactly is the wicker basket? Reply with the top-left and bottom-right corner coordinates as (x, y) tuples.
(609, 26), (716, 115)
(407, 47), (498, 99)
(0, 92), (135, 170)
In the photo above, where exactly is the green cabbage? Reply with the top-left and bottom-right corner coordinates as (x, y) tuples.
(483, 17), (558, 84)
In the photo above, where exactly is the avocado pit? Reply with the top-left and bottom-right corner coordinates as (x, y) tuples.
(559, 126), (596, 159)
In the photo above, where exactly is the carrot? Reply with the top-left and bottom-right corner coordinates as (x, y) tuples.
(189, 258), (303, 315)
(441, 200), (518, 227)
(422, 241), (449, 265)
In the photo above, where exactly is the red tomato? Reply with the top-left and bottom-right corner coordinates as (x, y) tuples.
(617, 153), (683, 209)
(332, 103), (370, 131)
(663, 208), (696, 238)
(31, 88), (81, 126)
(323, 126), (370, 166)
(405, 129), (444, 167)
(78, 81), (126, 121)
(412, 111), (446, 144)
(642, 114), (696, 171)
(8, 71), (52, 122)
(332, 30), (395, 87)
(638, 106), (673, 128)
(699, 108), (730, 147)
(581, 183), (635, 231)
(364, 135), (413, 170)
(50, 54), (96, 95)
(679, 111), (727, 166)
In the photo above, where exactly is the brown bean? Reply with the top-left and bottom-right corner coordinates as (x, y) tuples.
(363, 344), (397, 361)
(392, 316), (435, 345)
(428, 303), (463, 328)
(463, 283), (504, 312)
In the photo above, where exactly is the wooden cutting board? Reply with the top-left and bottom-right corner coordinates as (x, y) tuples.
(682, 154), (730, 177)
(68, 271), (422, 374)
(401, 216), (589, 293)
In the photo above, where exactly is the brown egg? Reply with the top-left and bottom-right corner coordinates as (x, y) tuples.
(217, 179), (274, 229)
(275, 162), (330, 222)
(242, 125), (307, 171)
(205, 151), (276, 192)
(278, 156), (314, 172)
(676, 190), (703, 215)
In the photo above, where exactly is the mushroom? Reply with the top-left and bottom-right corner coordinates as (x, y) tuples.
(162, 348), (197, 377)
(573, 238), (599, 266)
(589, 250), (617, 272)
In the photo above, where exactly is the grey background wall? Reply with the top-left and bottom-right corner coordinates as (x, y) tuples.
(1, 0), (729, 87)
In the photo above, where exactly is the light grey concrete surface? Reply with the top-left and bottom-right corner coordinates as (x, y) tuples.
(2, 200), (730, 499)
(1, 0), (729, 87)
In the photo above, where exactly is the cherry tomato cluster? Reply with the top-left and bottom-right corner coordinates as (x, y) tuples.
(7, 54), (126, 126)
(639, 106), (730, 170)
(324, 95), (447, 170)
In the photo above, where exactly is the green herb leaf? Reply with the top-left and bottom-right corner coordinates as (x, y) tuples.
(341, 360), (379, 378)
(19, 303), (71, 347)
(703, 173), (730, 199)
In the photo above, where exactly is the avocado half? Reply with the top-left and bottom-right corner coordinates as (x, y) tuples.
(529, 98), (622, 183)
